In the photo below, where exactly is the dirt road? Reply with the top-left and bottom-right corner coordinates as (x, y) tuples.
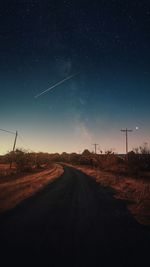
(0, 166), (149, 266)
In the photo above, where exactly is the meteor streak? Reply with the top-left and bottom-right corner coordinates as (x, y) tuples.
(35, 73), (78, 98)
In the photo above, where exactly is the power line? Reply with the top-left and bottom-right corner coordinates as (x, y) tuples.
(0, 128), (18, 151)
(120, 128), (133, 154)
(18, 134), (31, 151)
(0, 128), (15, 135)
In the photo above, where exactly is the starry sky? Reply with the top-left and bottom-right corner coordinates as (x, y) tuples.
(0, 0), (150, 154)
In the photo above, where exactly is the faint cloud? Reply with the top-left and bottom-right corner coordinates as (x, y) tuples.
(75, 120), (93, 143)
(48, 105), (53, 111)
(56, 58), (72, 77)
(79, 97), (86, 106)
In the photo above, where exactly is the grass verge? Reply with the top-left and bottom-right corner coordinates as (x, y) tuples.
(72, 165), (150, 225)
(0, 164), (64, 213)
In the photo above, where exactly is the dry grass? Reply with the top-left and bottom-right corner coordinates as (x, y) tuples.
(0, 164), (11, 170)
(0, 163), (16, 178)
(0, 164), (64, 213)
(73, 165), (150, 225)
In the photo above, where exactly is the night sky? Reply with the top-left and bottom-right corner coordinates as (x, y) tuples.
(0, 0), (150, 154)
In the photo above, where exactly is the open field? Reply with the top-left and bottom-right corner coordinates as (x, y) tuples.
(69, 164), (150, 225)
(0, 164), (64, 213)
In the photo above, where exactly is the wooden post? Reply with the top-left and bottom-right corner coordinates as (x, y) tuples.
(10, 131), (18, 169)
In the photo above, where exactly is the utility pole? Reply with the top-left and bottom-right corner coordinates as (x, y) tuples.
(10, 130), (18, 169)
(0, 128), (18, 169)
(0, 128), (18, 151)
(93, 143), (99, 154)
(12, 131), (18, 152)
(120, 128), (133, 154)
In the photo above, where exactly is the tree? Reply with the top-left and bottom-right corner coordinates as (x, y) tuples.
(82, 149), (91, 156)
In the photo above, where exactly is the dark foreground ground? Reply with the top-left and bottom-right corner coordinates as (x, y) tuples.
(0, 166), (149, 266)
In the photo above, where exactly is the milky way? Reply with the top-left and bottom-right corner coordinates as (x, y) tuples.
(0, 1), (150, 154)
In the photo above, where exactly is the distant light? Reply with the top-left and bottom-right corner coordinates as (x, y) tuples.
(136, 126), (139, 130)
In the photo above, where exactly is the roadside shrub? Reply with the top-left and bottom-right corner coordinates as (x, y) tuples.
(127, 143), (150, 174)
(14, 149), (33, 172)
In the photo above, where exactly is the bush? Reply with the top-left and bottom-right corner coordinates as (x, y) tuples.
(14, 149), (33, 172)
(128, 143), (150, 173)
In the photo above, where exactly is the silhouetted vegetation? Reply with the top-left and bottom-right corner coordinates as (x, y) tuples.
(0, 149), (53, 178)
(0, 143), (150, 179)
(128, 143), (150, 174)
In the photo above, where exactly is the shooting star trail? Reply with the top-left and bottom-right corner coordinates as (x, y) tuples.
(35, 73), (78, 98)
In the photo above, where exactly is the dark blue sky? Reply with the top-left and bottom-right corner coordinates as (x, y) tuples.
(0, 0), (150, 154)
